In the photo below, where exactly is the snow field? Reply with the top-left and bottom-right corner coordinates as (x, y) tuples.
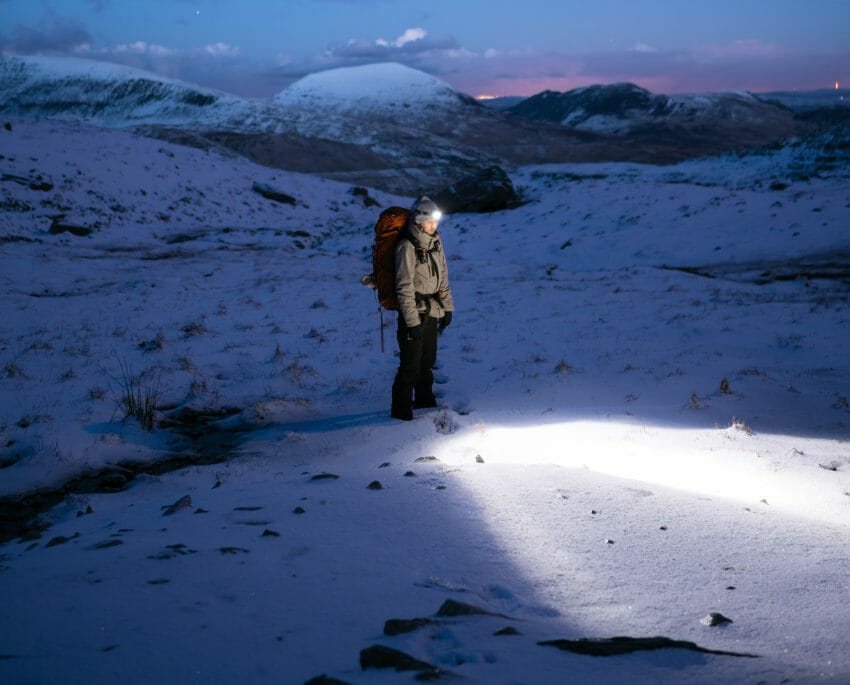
(1, 116), (849, 684)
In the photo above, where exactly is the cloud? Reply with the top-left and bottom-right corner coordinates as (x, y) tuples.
(204, 42), (240, 58)
(633, 42), (658, 54)
(331, 27), (458, 60)
(2, 10), (847, 100)
(110, 41), (176, 58)
(256, 26), (464, 91)
(376, 28), (426, 49)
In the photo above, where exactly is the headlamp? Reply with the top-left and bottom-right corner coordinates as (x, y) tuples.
(416, 209), (442, 222)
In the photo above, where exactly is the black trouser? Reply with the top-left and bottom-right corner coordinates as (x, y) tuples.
(392, 314), (439, 414)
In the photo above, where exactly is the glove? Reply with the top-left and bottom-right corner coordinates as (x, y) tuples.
(438, 311), (453, 334)
(406, 324), (423, 341)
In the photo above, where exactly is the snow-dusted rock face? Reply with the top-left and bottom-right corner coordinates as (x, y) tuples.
(510, 82), (796, 138)
(0, 55), (283, 131)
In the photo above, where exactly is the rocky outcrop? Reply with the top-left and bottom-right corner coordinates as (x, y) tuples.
(431, 166), (521, 214)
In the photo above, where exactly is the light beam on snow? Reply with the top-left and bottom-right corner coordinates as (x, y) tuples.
(435, 419), (850, 527)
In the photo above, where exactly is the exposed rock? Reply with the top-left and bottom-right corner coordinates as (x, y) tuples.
(148, 543), (197, 560)
(701, 612), (734, 627)
(1, 172), (52, 191)
(293, 506), (306, 514)
(251, 181), (296, 205)
(539, 636), (758, 658)
(436, 599), (509, 618)
(90, 539), (123, 550)
(161, 494), (192, 516)
(414, 456), (439, 463)
(367, 480), (384, 490)
(49, 219), (92, 237)
(431, 166), (520, 214)
(494, 626), (522, 636)
(350, 186), (381, 207)
(384, 617), (441, 636)
(304, 676), (353, 685)
(261, 529), (280, 537)
(311, 473), (340, 481)
(46, 532), (80, 547)
(359, 645), (440, 675)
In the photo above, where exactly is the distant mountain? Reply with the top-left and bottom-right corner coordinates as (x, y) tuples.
(478, 96), (527, 110)
(756, 89), (850, 110)
(508, 82), (796, 138)
(0, 55), (282, 131)
(275, 62), (477, 120)
(2, 56), (843, 195)
(262, 61), (602, 192)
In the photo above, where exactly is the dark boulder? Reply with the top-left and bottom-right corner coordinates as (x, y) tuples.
(359, 645), (437, 672)
(49, 219), (92, 237)
(431, 166), (520, 214)
(436, 598), (508, 618)
(350, 186), (381, 207)
(384, 617), (441, 636)
(304, 676), (352, 685)
(251, 182), (296, 205)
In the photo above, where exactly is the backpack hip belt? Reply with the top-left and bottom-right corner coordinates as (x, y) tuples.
(415, 292), (441, 316)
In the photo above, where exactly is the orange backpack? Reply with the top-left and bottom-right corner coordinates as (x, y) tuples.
(371, 206), (412, 311)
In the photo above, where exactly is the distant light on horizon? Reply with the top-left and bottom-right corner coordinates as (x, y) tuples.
(475, 94), (497, 101)
(836, 80), (840, 90)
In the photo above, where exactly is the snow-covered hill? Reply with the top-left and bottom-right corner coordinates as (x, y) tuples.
(0, 54), (284, 131)
(509, 82), (797, 138)
(1, 115), (849, 684)
(5, 55), (846, 198)
(275, 62), (476, 117)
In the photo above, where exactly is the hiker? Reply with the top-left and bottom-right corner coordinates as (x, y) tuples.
(391, 196), (455, 421)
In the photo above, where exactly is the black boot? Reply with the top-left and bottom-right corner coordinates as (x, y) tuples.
(391, 405), (413, 421)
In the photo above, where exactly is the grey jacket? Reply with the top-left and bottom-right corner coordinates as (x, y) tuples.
(395, 221), (455, 328)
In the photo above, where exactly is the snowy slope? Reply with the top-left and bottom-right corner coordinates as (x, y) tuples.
(0, 56), (510, 194)
(0, 54), (285, 131)
(1, 116), (849, 685)
(274, 62), (476, 119)
(510, 83), (796, 138)
(271, 61), (484, 149)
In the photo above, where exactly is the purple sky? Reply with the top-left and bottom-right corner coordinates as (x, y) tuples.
(1, 0), (848, 97)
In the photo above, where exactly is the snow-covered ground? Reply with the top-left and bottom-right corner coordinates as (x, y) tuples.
(1, 116), (849, 684)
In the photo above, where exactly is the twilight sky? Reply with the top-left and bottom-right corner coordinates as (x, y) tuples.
(1, 0), (848, 98)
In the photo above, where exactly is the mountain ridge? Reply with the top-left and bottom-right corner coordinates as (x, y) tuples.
(2, 54), (845, 195)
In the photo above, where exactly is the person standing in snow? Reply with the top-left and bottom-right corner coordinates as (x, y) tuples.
(391, 196), (455, 421)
